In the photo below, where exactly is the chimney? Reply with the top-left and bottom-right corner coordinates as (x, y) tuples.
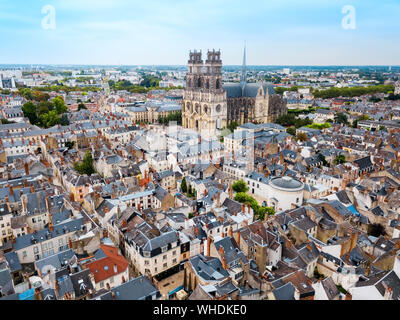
(222, 256), (227, 270)
(242, 204), (245, 213)
(237, 230), (241, 246)
(49, 213), (53, 232)
(207, 236), (212, 257)
(9, 186), (13, 196)
(217, 193), (221, 208)
(68, 237), (73, 248)
(34, 288), (43, 300)
(228, 226), (233, 237)
(30, 185), (35, 193)
(383, 283), (393, 300)
(45, 196), (50, 212)
(24, 162), (30, 175)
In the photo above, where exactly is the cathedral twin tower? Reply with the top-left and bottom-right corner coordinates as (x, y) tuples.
(182, 49), (228, 136)
(182, 48), (288, 137)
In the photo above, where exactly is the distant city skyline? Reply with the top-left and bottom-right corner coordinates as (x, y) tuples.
(1, 0), (400, 66)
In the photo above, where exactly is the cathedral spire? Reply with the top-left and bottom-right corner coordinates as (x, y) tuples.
(241, 43), (247, 90)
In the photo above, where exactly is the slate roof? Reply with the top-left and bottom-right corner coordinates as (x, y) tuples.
(13, 217), (84, 250)
(5, 251), (21, 273)
(354, 156), (374, 171)
(272, 281), (295, 300)
(190, 254), (229, 281)
(0, 268), (15, 296)
(104, 276), (160, 300)
(35, 249), (76, 276)
(70, 269), (95, 298)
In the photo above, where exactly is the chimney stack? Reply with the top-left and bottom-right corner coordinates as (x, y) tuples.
(24, 162), (30, 175)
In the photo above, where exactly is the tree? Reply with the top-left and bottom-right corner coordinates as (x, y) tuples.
(286, 126), (296, 136)
(227, 121), (239, 132)
(358, 114), (370, 121)
(334, 154), (346, 165)
(334, 112), (348, 125)
(53, 96), (68, 114)
(232, 180), (249, 193)
(234, 192), (275, 221)
(37, 101), (54, 116)
(181, 177), (188, 193)
(296, 132), (308, 142)
(65, 141), (75, 149)
(368, 223), (386, 237)
(32, 90), (50, 102)
(78, 103), (87, 111)
(22, 101), (38, 125)
(60, 114), (70, 126)
(74, 151), (95, 176)
(40, 110), (60, 128)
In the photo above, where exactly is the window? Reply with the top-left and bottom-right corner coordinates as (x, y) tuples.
(145, 260), (149, 266)
(22, 251), (27, 258)
(163, 255), (167, 261)
(163, 263), (167, 268)
(100, 281), (104, 288)
(173, 251), (176, 256)
(34, 246), (39, 254)
(110, 277), (114, 284)
(173, 258), (177, 264)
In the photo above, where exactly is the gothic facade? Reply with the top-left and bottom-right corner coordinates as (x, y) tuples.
(182, 49), (287, 137)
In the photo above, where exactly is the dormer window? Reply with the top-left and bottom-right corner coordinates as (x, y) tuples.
(161, 246), (167, 253)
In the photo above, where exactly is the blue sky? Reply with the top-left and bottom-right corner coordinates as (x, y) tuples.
(0, 0), (399, 65)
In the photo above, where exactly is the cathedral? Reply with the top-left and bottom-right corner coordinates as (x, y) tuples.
(182, 48), (287, 136)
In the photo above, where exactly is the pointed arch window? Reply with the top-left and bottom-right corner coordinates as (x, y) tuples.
(216, 79), (221, 90)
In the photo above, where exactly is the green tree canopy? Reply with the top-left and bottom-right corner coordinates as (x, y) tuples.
(296, 132), (309, 142)
(181, 177), (188, 193)
(334, 154), (346, 165)
(53, 96), (68, 114)
(232, 180), (249, 193)
(74, 151), (96, 176)
(22, 101), (38, 125)
(334, 112), (348, 125)
(227, 121), (239, 132)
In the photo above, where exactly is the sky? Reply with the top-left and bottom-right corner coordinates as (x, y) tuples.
(0, 0), (400, 66)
